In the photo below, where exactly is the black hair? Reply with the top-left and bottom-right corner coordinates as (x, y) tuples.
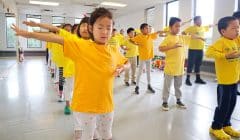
(71, 24), (78, 33)
(193, 16), (201, 23)
(127, 27), (135, 34)
(76, 16), (89, 38)
(233, 11), (240, 19)
(169, 17), (181, 27)
(113, 28), (117, 32)
(89, 7), (113, 40)
(217, 16), (237, 35)
(62, 23), (72, 29)
(140, 23), (148, 30)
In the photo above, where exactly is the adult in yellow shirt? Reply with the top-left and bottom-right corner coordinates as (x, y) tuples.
(159, 17), (194, 111)
(122, 27), (139, 86)
(131, 23), (165, 94)
(12, 7), (130, 140)
(183, 16), (213, 86)
(206, 16), (240, 140)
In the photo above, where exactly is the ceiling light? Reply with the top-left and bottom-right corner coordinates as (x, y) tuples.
(100, 1), (127, 7)
(29, 1), (59, 6)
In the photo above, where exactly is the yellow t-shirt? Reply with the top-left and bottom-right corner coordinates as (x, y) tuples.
(47, 42), (66, 67)
(58, 29), (77, 78)
(184, 25), (209, 50)
(160, 34), (191, 76)
(108, 36), (120, 49)
(206, 37), (240, 84)
(131, 33), (158, 60)
(63, 36), (128, 113)
(163, 26), (170, 35)
(115, 33), (125, 44)
(122, 37), (139, 58)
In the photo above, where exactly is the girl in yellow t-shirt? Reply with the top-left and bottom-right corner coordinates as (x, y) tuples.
(12, 7), (129, 140)
(24, 18), (91, 116)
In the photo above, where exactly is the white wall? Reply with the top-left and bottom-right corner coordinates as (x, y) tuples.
(114, 10), (145, 31)
(212, 0), (236, 42)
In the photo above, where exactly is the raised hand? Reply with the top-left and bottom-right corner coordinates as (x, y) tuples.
(11, 24), (31, 38)
(23, 21), (39, 27)
(114, 66), (124, 77)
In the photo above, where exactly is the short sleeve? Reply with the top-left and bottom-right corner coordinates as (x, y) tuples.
(59, 29), (73, 37)
(131, 35), (141, 44)
(205, 40), (225, 59)
(159, 37), (170, 48)
(150, 32), (158, 40)
(183, 26), (192, 34)
(63, 37), (86, 61)
(203, 26), (210, 32)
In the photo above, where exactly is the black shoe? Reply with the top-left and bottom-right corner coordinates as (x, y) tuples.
(162, 102), (169, 111)
(135, 86), (139, 94)
(125, 82), (130, 86)
(195, 78), (206, 84)
(176, 100), (187, 109)
(148, 85), (155, 93)
(237, 91), (240, 95)
(51, 73), (55, 78)
(185, 79), (192, 86)
(132, 81), (136, 85)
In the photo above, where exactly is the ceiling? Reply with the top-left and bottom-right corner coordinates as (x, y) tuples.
(12, 0), (171, 18)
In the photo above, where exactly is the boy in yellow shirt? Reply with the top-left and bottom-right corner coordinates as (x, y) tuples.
(131, 23), (165, 94)
(12, 7), (129, 140)
(159, 17), (191, 111)
(206, 16), (240, 140)
(232, 11), (240, 95)
(183, 16), (214, 86)
(122, 27), (139, 86)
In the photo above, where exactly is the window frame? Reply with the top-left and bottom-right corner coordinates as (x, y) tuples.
(165, 0), (179, 26)
(145, 6), (155, 27)
(52, 16), (65, 27)
(6, 14), (16, 48)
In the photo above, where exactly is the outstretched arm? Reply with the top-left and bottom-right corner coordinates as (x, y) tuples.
(11, 24), (63, 45)
(156, 30), (167, 37)
(159, 43), (183, 52)
(23, 21), (60, 33)
(181, 18), (192, 26)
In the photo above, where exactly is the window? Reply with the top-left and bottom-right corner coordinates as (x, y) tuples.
(235, 0), (239, 11)
(75, 18), (82, 24)
(27, 15), (41, 48)
(52, 16), (65, 26)
(194, 0), (215, 45)
(146, 7), (155, 27)
(6, 14), (16, 48)
(166, 0), (179, 26)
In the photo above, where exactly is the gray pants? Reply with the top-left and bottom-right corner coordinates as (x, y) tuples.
(124, 57), (137, 82)
(162, 74), (183, 102)
(136, 60), (151, 86)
